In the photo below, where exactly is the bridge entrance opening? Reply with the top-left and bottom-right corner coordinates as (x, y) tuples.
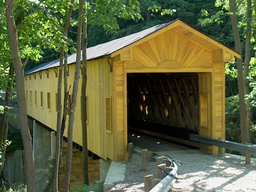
(127, 73), (199, 147)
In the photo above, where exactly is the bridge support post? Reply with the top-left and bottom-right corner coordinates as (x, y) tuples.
(140, 149), (148, 170)
(128, 142), (133, 162)
(32, 120), (51, 191)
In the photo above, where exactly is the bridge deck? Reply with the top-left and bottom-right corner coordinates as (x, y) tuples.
(128, 130), (190, 152)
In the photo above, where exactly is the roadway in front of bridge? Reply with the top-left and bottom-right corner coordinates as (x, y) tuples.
(128, 129), (192, 152)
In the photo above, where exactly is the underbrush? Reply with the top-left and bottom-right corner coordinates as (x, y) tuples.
(0, 179), (26, 192)
(71, 181), (103, 192)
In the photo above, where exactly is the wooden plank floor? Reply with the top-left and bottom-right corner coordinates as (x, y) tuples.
(128, 129), (190, 152)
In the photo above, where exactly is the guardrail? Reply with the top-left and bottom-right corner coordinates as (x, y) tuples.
(190, 134), (256, 163)
(145, 155), (180, 192)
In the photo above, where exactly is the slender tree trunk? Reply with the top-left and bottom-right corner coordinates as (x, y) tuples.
(62, 0), (83, 190)
(229, 0), (249, 146)
(244, 0), (252, 143)
(0, 63), (14, 174)
(52, 1), (74, 191)
(5, 0), (36, 191)
(81, 1), (89, 184)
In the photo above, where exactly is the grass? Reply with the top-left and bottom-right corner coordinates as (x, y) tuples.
(71, 181), (104, 192)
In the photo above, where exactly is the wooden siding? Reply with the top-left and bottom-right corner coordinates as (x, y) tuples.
(26, 58), (114, 160)
(113, 61), (126, 160)
(130, 30), (212, 69)
(25, 21), (236, 160)
(197, 65), (226, 154)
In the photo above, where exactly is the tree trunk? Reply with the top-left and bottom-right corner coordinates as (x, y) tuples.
(62, 0), (83, 190)
(229, 0), (249, 145)
(0, 63), (14, 174)
(81, 1), (89, 184)
(52, 1), (74, 191)
(244, 0), (252, 143)
(5, 0), (36, 191)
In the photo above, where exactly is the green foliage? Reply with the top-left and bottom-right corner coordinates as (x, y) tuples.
(0, 140), (12, 166)
(225, 95), (241, 142)
(7, 130), (23, 152)
(88, 0), (142, 32)
(0, 105), (4, 115)
(71, 182), (103, 192)
(0, 179), (27, 192)
(198, 0), (234, 47)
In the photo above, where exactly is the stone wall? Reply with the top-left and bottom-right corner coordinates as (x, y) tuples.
(2, 150), (26, 188)
(59, 141), (100, 190)
(30, 119), (100, 191)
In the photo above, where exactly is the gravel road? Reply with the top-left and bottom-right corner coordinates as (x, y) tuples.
(108, 149), (256, 192)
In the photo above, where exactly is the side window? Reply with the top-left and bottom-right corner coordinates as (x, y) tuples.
(200, 94), (209, 128)
(55, 93), (58, 112)
(26, 90), (28, 103)
(47, 92), (51, 110)
(35, 91), (37, 106)
(106, 97), (112, 132)
(30, 90), (32, 104)
(40, 91), (44, 108)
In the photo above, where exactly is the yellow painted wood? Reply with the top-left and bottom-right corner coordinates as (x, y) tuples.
(113, 61), (127, 161)
(131, 29), (213, 69)
(25, 58), (114, 160)
(25, 21), (235, 160)
(111, 19), (240, 60)
(121, 49), (132, 61)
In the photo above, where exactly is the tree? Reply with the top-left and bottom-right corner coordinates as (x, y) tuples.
(62, 0), (84, 190)
(229, 0), (250, 163)
(0, 63), (14, 174)
(81, 1), (89, 185)
(5, 0), (36, 190)
(52, 1), (75, 191)
(3, 0), (141, 190)
(3, 0), (76, 190)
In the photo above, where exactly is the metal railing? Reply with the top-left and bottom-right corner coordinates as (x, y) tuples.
(190, 134), (256, 155)
(149, 155), (180, 192)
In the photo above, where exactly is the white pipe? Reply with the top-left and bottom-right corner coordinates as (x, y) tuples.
(51, 131), (56, 157)
(149, 162), (178, 192)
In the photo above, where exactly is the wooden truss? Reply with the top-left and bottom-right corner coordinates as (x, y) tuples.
(127, 73), (199, 132)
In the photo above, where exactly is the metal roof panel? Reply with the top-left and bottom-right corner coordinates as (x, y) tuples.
(25, 21), (174, 75)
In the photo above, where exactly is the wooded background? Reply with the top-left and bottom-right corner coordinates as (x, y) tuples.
(1, 0), (256, 191)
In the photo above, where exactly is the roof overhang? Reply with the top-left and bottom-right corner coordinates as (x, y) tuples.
(111, 19), (241, 61)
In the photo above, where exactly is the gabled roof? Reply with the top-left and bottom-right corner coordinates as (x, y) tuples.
(25, 19), (239, 75)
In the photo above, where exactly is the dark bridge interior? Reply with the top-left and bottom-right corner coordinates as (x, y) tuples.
(127, 73), (199, 142)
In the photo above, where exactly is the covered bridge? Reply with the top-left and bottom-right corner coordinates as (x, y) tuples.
(25, 19), (240, 161)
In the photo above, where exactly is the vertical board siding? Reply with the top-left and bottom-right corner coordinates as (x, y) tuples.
(198, 73), (212, 138)
(212, 63), (225, 154)
(113, 61), (126, 160)
(25, 24), (232, 160)
(25, 58), (113, 160)
(86, 58), (113, 159)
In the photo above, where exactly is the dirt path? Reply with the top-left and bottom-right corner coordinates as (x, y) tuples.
(108, 150), (256, 192)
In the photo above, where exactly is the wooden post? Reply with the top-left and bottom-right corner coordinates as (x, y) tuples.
(218, 137), (223, 156)
(166, 167), (173, 174)
(156, 156), (164, 165)
(157, 163), (166, 179)
(141, 149), (148, 170)
(128, 142), (133, 162)
(147, 151), (153, 162)
(156, 156), (164, 175)
(144, 174), (153, 192)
